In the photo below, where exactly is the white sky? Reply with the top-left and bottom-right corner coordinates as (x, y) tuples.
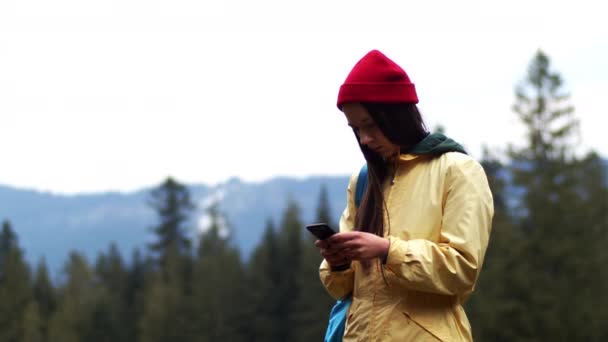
(1, 0), (606, 194)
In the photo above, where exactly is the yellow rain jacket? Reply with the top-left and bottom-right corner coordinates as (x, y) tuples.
(320, 152), (493, 341)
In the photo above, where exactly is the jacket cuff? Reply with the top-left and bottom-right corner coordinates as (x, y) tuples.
(385, 236), (410, 266)
(380, 238), (391, 264)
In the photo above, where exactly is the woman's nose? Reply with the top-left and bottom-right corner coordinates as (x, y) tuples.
(359, 131), (373, 145)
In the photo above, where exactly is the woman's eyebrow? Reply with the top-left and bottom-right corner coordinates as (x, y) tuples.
(359, 118), (372, 125)
(348, 118), (371, 128)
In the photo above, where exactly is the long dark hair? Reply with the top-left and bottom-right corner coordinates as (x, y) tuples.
(353, 103), (429, 239)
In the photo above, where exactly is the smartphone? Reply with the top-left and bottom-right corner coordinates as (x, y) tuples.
(305, 223), (337, 240)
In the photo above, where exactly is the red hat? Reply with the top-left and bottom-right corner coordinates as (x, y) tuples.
(337, 50), (418, 109)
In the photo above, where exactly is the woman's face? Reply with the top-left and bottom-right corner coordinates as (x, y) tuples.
(343, 103), (399, 159)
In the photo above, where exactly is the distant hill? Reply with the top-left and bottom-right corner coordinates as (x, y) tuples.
(0, 175), (351, 280)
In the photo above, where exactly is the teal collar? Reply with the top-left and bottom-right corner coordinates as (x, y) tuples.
(406, 132), (467, 156)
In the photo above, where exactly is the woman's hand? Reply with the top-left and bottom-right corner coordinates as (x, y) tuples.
(315, 231), (390, 264)
(315, 239), (350, 267)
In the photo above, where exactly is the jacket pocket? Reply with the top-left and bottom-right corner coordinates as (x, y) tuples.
(401, 311), (444, 341)
(400, 293), (465, 341)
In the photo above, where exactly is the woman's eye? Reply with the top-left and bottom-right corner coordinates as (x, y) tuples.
(363, 123), (376, 131)
(353, 123), (376, 134)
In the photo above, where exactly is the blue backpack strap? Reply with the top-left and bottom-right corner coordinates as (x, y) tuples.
(354, 164), (368, 209)
(324, 297), (352, 342)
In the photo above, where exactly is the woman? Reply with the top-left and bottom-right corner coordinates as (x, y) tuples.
(316, 50), (493, 341)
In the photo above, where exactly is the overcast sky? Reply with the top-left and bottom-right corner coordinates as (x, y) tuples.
(1, 0), (606, 194)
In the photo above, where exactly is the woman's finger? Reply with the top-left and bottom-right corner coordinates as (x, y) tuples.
(315, 240), (330, 249)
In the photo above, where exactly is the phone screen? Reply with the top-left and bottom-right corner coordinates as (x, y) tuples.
(305, 223), (336, 240)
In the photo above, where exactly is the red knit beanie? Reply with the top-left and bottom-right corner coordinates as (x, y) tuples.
(337, 50), (418, 109)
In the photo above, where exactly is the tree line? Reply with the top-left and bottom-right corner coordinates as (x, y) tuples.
(0, 178), (338, 342)
(1, 50), (607, 341)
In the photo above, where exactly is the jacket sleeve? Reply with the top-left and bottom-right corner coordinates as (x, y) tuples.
(383, 158), (494, 298)
(318, 171), (357, 300)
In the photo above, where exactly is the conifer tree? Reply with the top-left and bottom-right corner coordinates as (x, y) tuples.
(562, 152), (608, 340)
(247, 219), (282, 341)
(47, 251), (95, 342)
(275, 197), (304, 342)
(190, 203), (249, 341)
(32, 258), (56, 341)
(140, 177), (195, 341)
(507, 49), (606, 340)
(0, 220), (16, 255)
(465, 149), (528, 341)
(88, 243), (130, 342)
(148, 177), (195, 280)
(512, 50), (578, 163)
(125, 248), (150, 342)
(95, 243), (127, 294)
(0, 220), (33, 342)
(293, 185), (336, 341)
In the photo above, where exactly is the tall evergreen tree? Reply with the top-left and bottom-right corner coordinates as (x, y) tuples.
(562, 153), (608, 340)
(293, 185), (337, 342)
(47, 251), (95, 342)
(148, 177), (195, 280)
(512, 50), (578, 163)
(465, 149), (529, 341)
(142, 177), (195, 341)
(88, 243), (130, 342)
(507, 49), (606, 340)
(0, 220), (33, 342)
(247, 219), (282, 341)
(0, 219), (17, 261)
(32, 258), (56, 341)
(189, 203), (249, 341)
(275, 197), (304, 342)
(95, 243), (127, 294)
(125, 248), (150, 342)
